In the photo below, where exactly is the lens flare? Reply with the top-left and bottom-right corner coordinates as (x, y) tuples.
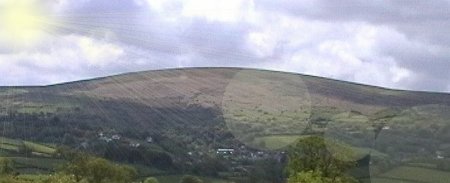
(0, 0), (50, 46)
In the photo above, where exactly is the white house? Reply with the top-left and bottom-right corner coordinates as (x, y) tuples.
(217, 148), (234, 155)
(129, 143), (140, 148)
(146, 137), (153, 143)
(112, 134), (121, 140)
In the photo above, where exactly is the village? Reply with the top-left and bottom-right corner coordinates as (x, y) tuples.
(90, 131), (287, 176)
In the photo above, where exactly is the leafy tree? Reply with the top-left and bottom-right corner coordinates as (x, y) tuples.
(0, 176), (27, 183)
(248, 158), (285, 183)
(286, 136), (357, 183)
(288, 170), (357, 183)
(0, 157), (14, 175)
(42, 173), (79, 183)
(191, 157), (226, 176)
(63, 154), (137, 183)
(180, 175), (203, 183)
(288, 171), (327, 183)
(143, 177), (159, 183)
(437, 159), (450, 171)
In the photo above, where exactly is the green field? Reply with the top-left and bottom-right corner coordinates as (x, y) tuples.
(12, 157), (65, 170)
(0, 136), (56, 156)
(155, 175), (230, 183)
(253, 135), (306, 150)
(0, 88), (28, 96)
(0, 136), (23, 146)
(15, 102), (76, 114)
(366, 177), (415, 183)
(0, 143), (20, 151)
(0, 137), (63, 175)
(370, 166), (450, 183)
(23, 141), (57, 155)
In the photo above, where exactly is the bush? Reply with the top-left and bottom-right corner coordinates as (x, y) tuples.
(0, 176), (28, 183)
(180, 175), (203, 183)
(286, 136), (358, 182)
(143, 177), (159, 183)
(288, 171), (357, 183)
(62, 155), (137, 183)
(0, 158), (14, 175)
(42, 173), (79, 183)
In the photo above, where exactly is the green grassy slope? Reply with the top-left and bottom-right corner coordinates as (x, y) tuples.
(0, 68), (450, 181)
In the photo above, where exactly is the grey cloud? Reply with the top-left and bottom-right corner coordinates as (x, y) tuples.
(381, 45), (450, 91)
(56, 1), (262, 66)
(258, 0), (450, 23)
(257, 0), (450, 92)
(180, 19), (260, 65)
(258, 0), (450, 44)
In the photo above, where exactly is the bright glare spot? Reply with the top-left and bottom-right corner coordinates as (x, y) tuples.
(0, 0), (50, 46)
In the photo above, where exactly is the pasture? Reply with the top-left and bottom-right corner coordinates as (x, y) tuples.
(369, 166), (450, 183)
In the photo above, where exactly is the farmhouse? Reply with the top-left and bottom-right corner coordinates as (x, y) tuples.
(217, 148), (235, 155)
(129, 143), (140, 148)
(436, 151), (445, 159)
(112, 134), (121, 140)
(146, 136), (153, 143)
(99, 136), (113, 142)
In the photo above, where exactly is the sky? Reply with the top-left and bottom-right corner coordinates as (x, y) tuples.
(0, 0), (449, 92)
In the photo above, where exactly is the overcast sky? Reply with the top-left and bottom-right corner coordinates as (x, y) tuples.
(0, 0), (449, 92)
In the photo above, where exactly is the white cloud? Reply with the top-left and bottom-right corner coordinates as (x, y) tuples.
(0, 34), (149, 85)
(246, 31), (277, 58)
(77, 36), (125, 67)
(390, 65), (411, 83)
(248, 17), (417, 90)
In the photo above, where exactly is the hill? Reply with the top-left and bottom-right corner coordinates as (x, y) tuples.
(0, 67), (450, 182)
